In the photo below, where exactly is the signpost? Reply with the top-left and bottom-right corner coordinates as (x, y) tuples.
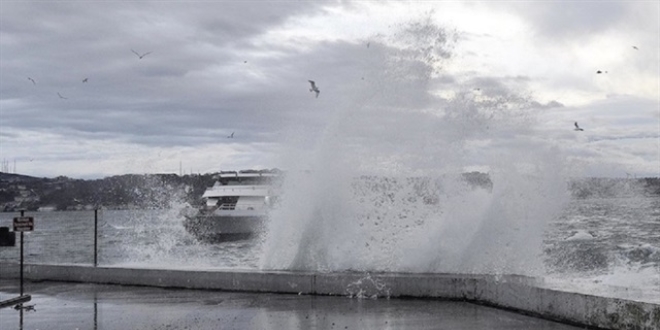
(0, 211), (34, 317)
(94, 209), (98, 267)
(13, 216), (34, 232)
(13, 211), (33, 298)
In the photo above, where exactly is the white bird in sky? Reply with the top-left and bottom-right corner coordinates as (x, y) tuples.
(131, 49), (152, 59)
(574, 122), (584, 131)
(308, 80), (320, 98)
(228, 132), (234, 138)
(27, 77), (36, 85)
(57, 92), (68, 99)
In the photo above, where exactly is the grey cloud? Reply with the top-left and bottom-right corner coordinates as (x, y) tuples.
(498, 2), (629, 40)
(530, 100), (564, 109)
(465, 76), (531, 99)
(587, 133), (660, 143)
(0, 1), (331, 150)
(433, 74), (457, 85)
(2, 2), (656, 179)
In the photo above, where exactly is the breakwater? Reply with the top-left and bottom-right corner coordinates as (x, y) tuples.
(1, 263), (658, 329)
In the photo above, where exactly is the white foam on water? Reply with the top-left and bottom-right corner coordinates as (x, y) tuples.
(544, 265), (660, 303)
(544, 193), (660, 298)
(345, 274), (391, 299)
(108, 185), (264, 269)
(565, 230), (596, 241)
(259, 18), (570, 276)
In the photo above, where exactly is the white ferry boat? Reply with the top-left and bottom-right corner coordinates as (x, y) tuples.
(183, 169), (280, 242)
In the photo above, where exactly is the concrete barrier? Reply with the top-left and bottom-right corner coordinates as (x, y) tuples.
(0, 294), (31, 309)
(1, 263), (658, 329)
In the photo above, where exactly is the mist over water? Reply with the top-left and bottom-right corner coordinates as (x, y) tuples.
(260, 19), (571, 275)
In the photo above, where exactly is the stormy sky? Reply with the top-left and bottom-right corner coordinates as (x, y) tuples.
(1, 1), (658, 179)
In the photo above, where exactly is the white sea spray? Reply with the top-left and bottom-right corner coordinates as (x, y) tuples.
(259, 16), (570, 276)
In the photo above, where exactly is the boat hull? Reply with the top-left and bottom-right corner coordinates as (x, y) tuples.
(183, 214), (266, 242)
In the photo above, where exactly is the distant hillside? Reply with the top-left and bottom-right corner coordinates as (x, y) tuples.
(0, 172), (45, 183)
(568, 177), (660, 198)
(0, 172), (217, 212)
(1, 171), (658, 212)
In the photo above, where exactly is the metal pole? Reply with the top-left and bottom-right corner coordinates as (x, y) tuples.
(19, 210), (24, 296)
(94, 209), (98, 267)
(93, 292), (98, 330)
(20, 232), (24, 296)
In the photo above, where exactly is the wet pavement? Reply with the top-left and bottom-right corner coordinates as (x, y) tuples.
(0, 280), (582, 330)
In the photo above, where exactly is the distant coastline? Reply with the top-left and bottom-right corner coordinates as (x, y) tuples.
(1, 171), (658, 212)
(0, 172), (216, 212)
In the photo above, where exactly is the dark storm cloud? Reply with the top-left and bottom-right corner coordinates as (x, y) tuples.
(0, 1), (329, 149)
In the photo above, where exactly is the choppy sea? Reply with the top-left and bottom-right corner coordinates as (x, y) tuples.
(1, 195), (658, 302)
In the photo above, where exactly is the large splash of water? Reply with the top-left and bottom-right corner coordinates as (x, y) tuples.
(259, 17), (570, 275)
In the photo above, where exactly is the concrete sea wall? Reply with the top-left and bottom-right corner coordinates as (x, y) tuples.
(1, 263), (658, 330)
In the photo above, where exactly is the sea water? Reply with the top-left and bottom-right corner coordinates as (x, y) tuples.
(0, 209), (260, 269)
(0, 195), (657, 299)
(544, 195), (660, 298)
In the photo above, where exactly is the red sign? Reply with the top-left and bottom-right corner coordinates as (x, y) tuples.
(13, 217), (34, 232)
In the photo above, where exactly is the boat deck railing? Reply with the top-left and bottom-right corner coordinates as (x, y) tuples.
(218, 203), (236, 210)
(217, 203), (264, 211)
(203, 185), (273, 198)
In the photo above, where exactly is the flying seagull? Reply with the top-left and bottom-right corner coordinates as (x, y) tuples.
(57, 92), (67, 99)
(131, 49), (152, 59)
(308, 80), (320, 98)
(574, 122), (584, 131)
(596, 70), (608, 74)
(27, 77), (36, 85)
(82, 78), (88, 83)
(228, 132), (234, 138)
(632, 46), (638, 50)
